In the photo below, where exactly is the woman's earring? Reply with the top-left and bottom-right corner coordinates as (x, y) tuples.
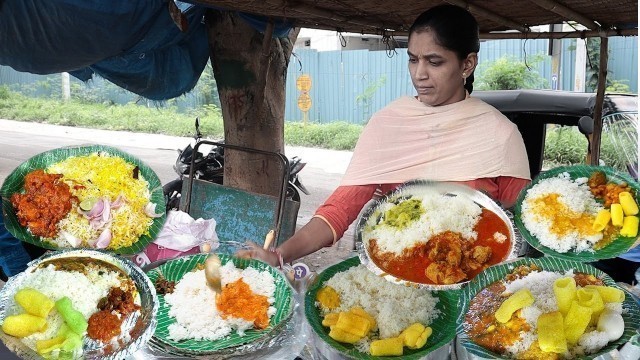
(462, 72), (467, 85)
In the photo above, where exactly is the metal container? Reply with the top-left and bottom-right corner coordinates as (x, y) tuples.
(0, 249), (158, 360)
(355, 179), (520, 291)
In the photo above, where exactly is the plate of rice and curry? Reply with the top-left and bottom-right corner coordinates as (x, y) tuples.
(305, 256), (458, 359)
(457, 256), (640, 359)
(1, 145), (166, 254)
(144, 253), (294, 356)
(515, 165), (640, 261)
(0, 249), (158, 360)
(355, 180), (519, 290)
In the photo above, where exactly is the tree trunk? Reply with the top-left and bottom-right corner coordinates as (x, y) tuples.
(205, 11), (299, 197)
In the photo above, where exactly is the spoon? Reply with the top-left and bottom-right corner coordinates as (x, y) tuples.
(204, 229), (275, 293)
(204, 252), (223, 293)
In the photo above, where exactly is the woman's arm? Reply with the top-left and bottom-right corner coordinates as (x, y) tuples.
(496, 176), (530, 208)
(278, 217), (335, 263)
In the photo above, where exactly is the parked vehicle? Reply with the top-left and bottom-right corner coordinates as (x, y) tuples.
(163, 118), (309, 212)
(474, 90), (638, 179)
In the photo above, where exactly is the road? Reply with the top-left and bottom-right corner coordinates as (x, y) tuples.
(0, 119), (359, 271)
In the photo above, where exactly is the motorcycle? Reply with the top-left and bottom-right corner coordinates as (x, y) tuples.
(163, 118), (309, 211)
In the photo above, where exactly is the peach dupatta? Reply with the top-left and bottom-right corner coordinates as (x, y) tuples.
(340, 96), (531, 186)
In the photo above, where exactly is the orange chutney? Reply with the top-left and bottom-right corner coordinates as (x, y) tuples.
(369, 208), (511, 284)
(216, 278), (270, 329)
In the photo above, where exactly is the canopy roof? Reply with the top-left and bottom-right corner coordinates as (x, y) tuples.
(192, 0), (638, 38)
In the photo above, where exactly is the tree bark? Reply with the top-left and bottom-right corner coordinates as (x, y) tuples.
(205, 11), (299, 197)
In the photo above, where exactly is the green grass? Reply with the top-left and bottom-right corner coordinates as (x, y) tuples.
(0, 87), (633, 173)
(0, 87), (363, 149)
(0, 89), (225, 137)
(285, 122), (361, 150)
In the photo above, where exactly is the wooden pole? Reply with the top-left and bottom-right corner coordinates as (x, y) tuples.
(587, 36), (609, 165)
(444, 0), (529, 32)
(385, 28), (636, 39)
(528, 0), (599, 30)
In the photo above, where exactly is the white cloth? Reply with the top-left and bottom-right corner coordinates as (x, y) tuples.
(154, 210), (219, 251)
(341, 96), (531, 186)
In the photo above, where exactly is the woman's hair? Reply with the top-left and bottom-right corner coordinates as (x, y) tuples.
(409, 5), (480, 93)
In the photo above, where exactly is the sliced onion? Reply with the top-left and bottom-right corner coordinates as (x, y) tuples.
(102, 197), (111, 222)
(87, 198), (105, 218)
(111, 194), (126, 209)
(60, 231), (82, 247)
(90, 218), (106, 230)
(95, 227), (112, 249)
(144, 202), (163, 218)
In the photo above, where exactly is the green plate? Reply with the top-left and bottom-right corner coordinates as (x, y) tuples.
(305, 256), (458, 359)
(514, 165), (640, 261)
(0, 144), (166, 255)
(146, 253), (294, 354)
(457, 256), (640, 359)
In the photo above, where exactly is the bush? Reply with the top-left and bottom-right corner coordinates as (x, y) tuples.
(0, 87), (225, 138)
(543, 126), (631, 171)
(475, 54), (548, 90)
(0, 85), (10, 100)
(285, 122), (361, 150)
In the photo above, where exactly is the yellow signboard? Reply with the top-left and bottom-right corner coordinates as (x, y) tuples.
(297, 93), (312, 112)
(296, 74), (312, 92)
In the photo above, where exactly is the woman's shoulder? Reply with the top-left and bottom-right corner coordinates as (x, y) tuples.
(381, 96), (420, 111)
(468, 96), (518, 128)
(467, 96), (503, 114)
(365, 96), (423, 121)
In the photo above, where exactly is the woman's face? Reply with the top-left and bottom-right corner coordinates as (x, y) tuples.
(408, 30), (476, 106)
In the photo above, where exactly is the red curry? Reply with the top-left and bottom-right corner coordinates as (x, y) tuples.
(368, 208), (511, 284)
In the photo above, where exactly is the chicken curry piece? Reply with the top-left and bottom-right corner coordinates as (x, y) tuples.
(368, 208), (510, 285)
(588, 170), (635, 208)
(10, 170), (76, 238)
(424, 231), (493, 284)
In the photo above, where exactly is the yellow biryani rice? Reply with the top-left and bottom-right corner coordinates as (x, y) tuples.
(47, 152), (154, 249)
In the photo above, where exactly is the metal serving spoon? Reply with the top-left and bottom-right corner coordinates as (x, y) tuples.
(203, 230), (275, 293)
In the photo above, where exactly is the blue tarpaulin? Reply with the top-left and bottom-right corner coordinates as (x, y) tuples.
(0, 0), (293, 100)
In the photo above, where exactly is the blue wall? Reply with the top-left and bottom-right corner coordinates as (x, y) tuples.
(1, 37), (637, 124)
(285, 37), (638, 124)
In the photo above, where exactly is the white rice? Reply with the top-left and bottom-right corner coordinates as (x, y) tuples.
(164, 262), (276, 341)
(3, 264), (126, 352)
(367, 190), (482, 254)
(521, 174), (603, 253)
(503, 270), (567, 356)
(322, 265), (440, 340)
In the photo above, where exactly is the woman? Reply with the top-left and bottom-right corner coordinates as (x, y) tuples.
(0, 211), (31, 281)
(238, 5), (531, 267)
